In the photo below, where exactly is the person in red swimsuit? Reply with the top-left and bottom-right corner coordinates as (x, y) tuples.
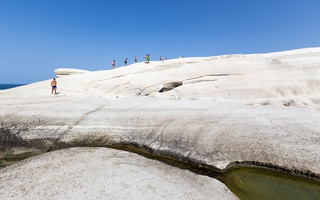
(51, 78), (57, 95)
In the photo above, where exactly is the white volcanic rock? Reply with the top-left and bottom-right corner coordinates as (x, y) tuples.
(4, 47), (320, 108)
(0, 47), (320, 177)
(54, 68), (90, 78)
(0, 147), (238, 200)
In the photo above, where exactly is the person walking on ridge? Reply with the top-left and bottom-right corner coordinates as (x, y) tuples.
(135, 56), (138, 63)
(112, 60), (116, 69)
(124, 58), (128, 66)
(51, 78), (57, 95)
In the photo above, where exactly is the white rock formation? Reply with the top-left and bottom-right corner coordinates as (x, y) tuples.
(0, 48), (320, 185)
(0, 147), (238, 200)
(10, 47), (320, 109)
(54, 68), (90, 78)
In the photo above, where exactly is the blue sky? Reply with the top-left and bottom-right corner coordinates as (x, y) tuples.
(1, 0), (320, 84)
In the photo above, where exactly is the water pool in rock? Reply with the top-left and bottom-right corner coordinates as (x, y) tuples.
(218, 167), (320, 200)
(1, 144), (320, 199)
(112, 145), (320, 199)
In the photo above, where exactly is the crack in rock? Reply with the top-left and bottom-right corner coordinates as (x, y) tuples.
(159, 82), (183, 93)
(158, 74), (237, 93)
(47, 104), (105, 152)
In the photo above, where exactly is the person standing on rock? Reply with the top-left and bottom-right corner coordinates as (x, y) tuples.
(124, 58), (128, 66)
(135, 56), (138, 63)
(112, 60), (116, 69)
(51, 78), (57, 95)
(146, 54), (150, 64)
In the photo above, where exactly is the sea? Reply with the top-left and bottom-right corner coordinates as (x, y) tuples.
(0, 84), (25, 90)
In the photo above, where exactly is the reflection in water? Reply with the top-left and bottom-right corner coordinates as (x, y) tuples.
(218, 168), (320, 200)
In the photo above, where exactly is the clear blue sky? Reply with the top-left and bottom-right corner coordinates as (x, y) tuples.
(1, 0), (320, 84)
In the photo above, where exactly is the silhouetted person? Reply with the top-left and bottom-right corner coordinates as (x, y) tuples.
(135, 56), (138, 63)
(124, 58), (128, 66)
(112, 60), (116, 69)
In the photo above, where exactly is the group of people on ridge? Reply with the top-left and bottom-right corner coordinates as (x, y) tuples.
(111, 55), (168, 68)
(51, 55), (171, 95)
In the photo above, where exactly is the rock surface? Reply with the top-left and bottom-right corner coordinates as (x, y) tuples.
(54, 68), (90, 78)
(0, 47), (320, 178)
(0, 147), (238, 200)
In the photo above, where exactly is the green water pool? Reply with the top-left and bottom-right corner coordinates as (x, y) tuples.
(218, 167), (320, 200)
(112, 145), (320, 199)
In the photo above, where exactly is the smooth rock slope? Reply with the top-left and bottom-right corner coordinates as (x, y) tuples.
(0, 47), (320, 177)
(0, 147), (238, 200)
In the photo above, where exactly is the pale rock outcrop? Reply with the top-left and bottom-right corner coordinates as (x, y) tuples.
(0, 147), (238, 200)
(0, 47), (320, 178)
(54, 68), (90, 78)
